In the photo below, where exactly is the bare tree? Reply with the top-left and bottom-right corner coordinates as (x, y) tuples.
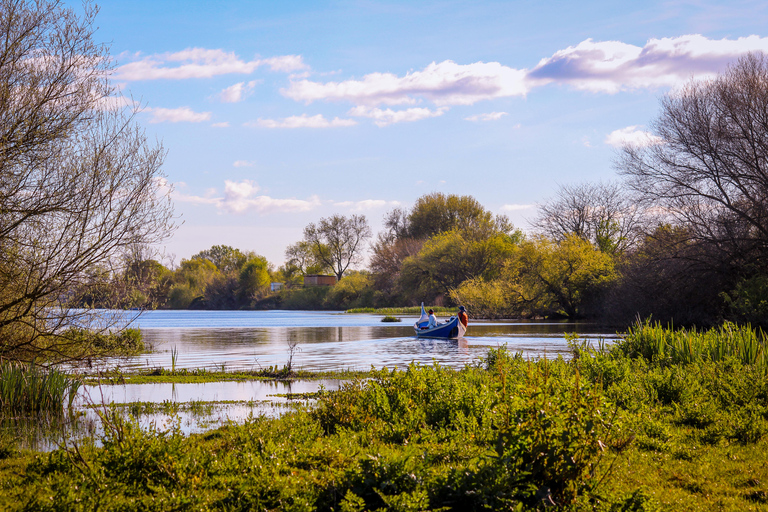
(532, 181), (644, 254)
(619, 52), (768, 266)
(302, 214), (371, 281)
(0, 0), (175, 363)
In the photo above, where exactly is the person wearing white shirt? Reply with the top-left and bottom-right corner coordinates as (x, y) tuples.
(427, 309), (438, 328)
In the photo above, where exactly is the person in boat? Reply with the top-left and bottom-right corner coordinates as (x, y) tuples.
(458, 306), (468, 328)
(427, 309), (439, 328)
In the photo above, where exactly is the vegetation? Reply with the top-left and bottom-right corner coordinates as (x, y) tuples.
(0, 0), (175, 363)
(3, 328), (768, 510)
(380, 315), (401, 322)
(0, 362), (81, 415)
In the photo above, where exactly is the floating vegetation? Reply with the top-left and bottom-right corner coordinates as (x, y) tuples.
(380, 315), (401, 322)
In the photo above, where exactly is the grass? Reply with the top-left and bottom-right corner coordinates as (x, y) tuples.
(2, 322), (768, 510)
(0, 362), (81, 415)
(84, 366), (373, 385)
(346, 306), (455, 315)
(619, 319), (768, 370)
(380, 315), (401, 322)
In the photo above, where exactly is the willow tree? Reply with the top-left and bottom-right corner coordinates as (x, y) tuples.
(0, 0), (175, 362)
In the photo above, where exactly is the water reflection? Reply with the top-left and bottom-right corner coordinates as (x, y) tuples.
(95, 311), (617, 372)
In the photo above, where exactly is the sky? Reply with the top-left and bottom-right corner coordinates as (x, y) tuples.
(77, 0), (768, 267)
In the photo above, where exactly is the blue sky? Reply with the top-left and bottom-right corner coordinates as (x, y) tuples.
(82, 0), (768, 266)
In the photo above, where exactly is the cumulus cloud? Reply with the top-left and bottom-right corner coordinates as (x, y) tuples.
(174, 179), (321, 214)
(283, 60), (529, 106)
(146, 106), (211, 123)
(216, 80), (260, 103)
(465, 111), (508, 122)
(348, 106), (447, 126)
(604, 125), (663, 147)
(244, 114), (357, 129)
(528, 35), (768, 93)
(280, 35), (768, 115)
(116, 48), (307, 81)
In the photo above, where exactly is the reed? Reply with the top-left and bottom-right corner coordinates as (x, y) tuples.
(0, 362), (82, 415)
(620, 319), (768, 370)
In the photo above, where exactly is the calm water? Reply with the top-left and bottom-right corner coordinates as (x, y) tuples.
(96, 310), (618, 372)
(11, 311), (620, 450)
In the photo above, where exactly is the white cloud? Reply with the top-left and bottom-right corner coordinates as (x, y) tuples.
(216, 80), (259, 103)
(528, 35), (768, 93)
(283, 60), (529, 106)
(332, 199), (400, 211)
(604, 125), (663, 147)
(500, 204), (535, 212)
(146, 106), (211, 123)
(211, 122), (230, 128)
(174, 179), (321, 214)
(348, 106), (447, 126)
(464, 111), (508, 122)
(116, 48), (307, 81)
(262, 55), (308, 73)
(233, 160), (256, 168)
(280, 35), (768, 113)
(244, 114), (357, 129)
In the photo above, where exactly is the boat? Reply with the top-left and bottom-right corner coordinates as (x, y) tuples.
(413, 303), (467, 339)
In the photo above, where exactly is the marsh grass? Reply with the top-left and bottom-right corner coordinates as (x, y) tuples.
(6, 323), (768, 510)
(0, 362), (81, 415)
(380, 315), (401, 322)
(619, 319), (768, 369)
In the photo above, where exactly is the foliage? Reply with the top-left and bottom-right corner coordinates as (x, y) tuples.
(617, 319), (768, 370)
(512, 235), (617, 318)
(449, 278), (515, 319)
(303, 214), (372, 281)
(6, 326), (768, 509)
(0, 0), (175, 362)
(399, 229), (519, 302)
(0, 362), (81, 415)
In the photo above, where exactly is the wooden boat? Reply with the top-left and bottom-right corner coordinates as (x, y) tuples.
(413, 304), (467, 339)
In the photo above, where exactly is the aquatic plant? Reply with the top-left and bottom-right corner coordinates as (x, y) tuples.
(0, 362), (81, 415)
(618, 319), (768, 370)
(380, 315), (401, 322)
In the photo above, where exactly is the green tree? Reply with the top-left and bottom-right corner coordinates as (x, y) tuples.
(191, 245), (248, 274)
(513, 235), (617, 319)
(168, 259), (219, 309)
(399, 229), (519, 301)
(303, 215), (372, 281)
(238, 256), (271, 303)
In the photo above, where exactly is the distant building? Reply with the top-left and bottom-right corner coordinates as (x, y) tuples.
(270, 282), (284, 292)
(303, 274), (337, 287)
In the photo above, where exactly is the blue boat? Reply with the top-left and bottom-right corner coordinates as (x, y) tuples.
(413, 303), (467, 339)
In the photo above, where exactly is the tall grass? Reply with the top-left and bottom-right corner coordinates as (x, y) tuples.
(0, 362), (82, 414)
(619, 319), (768, 370)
